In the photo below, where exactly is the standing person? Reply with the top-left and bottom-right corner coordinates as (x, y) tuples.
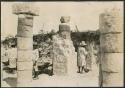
(7, 44), (17, 74)
(77, 41), (88, 74)
(32, 48), (39, 80)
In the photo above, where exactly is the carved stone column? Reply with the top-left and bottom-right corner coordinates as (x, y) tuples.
(12, 3), (39, 87)
(99, 8), (123, 87)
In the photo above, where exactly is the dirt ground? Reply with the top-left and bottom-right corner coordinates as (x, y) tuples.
(1, 63), (99, 87)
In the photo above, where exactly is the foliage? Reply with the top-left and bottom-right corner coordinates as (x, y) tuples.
(71, 30), (100, 46)
(2, 30), (100, 55)
(2, 36), (17, 48)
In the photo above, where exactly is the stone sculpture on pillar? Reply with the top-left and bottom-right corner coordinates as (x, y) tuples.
(12, 3), (39, 87)
(52, 16), (77, 76)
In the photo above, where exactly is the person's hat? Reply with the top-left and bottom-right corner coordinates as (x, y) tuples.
(79, 41), (87, 46)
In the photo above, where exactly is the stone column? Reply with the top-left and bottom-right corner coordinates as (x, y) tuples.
(99, 8), (123, 87)
(53, 16), (77, 75)
(12, 3), (39, 87)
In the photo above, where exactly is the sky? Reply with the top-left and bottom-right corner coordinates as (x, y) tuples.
(1, 1), (123, 38)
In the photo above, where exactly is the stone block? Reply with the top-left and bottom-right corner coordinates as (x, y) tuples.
(99, 9), (123, 33)
(102, 71), (123, 87)
(17, 61), (33, 70)
(100, 33), (123, 53)
(18, 17), (33, 27)
(12, 3), (39, 16)
(53, 53), (67, 75)
(17, 37), (33, 50)
(101, 53), (123, 72)
(59, 24), (71, 39)
(17, 25), (33, 37)
(59, 23), (71, 32)
(17, 50), (33, 61)
(17, 70), (32, 83)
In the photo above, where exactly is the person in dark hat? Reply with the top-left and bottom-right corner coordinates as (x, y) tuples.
(77, 41), (89, 73)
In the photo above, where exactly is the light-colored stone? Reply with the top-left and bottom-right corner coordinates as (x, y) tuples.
(52, 33), (77, 75)
(99, 8), (123, 33)
(17, 50), (33, 61)
(100, 33), (123, 53)
(13, 3), (39, 87)
(100, 8), (123, 87)
(101, 53), (123, 72)
(17, 37), (33, 50)
(12, 3), (39, 16)
(17, 61), (33, 70)
(17, 70), (32, 83)
(102, 71), (123, 87)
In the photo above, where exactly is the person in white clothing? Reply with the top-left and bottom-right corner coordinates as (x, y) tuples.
(77, 41), (88, 73)
(7, 45), (17, 73)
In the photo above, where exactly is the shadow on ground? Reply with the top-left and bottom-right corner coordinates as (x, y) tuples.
(3, 77), (17, 87)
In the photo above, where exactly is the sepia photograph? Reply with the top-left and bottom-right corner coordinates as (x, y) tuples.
(1, 1), (124, 87)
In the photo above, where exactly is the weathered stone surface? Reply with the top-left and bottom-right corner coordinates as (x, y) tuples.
(53, 62), (67, 75)
(13, 3), (39, 87)
(12, 3), (39, 16)
(59, 23), (71, 39)
(17, 15), (33, 37)
(100, 33), (123, 53)
(59, 23), (71, 32)
(17, 37), (33, 50)
(99, 9), (123, 33)
(17, 61), (33, 70)
(17, 25), (33, 37)
(18, 16), (33, 26)
(101, 53), (123, 72)
(60, 16), (70, 23)
(52, 34), (77, 75)
(100, 8), (123, 87)
(18, 50), (35, 62)
(102, 71), (123, 87)
(17, 70), (32, 83)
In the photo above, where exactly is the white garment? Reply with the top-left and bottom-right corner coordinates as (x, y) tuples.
(1, 47), (8, 62)
(32, 49), (39, 61)
(7, 48), (17, 68)
(32, 49), (39, 71)
(77, 47), (88, 66)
